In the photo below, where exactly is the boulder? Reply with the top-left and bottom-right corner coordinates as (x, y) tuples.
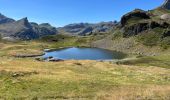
(161, 14), (170, 20)
(48, 58), (64, 62)
(38, 56), (64, 62)
(2, 37), (16, 42)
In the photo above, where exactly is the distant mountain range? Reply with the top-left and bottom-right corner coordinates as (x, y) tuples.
(0, 13), (57, 40)
(57, 22), (117, 36)
(0, 0), (169, 40)
(0, 13), (116, 40)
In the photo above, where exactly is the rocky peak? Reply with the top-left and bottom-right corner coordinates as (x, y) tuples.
(18, 17), (28, 23)
(161, 0), (170, 9)
(121, 9), (150, 27)
(0, 13), (58, 40)
(17, 17), (32, 28)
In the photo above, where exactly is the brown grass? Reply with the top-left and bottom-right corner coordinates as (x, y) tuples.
(0, 41), (170, 99)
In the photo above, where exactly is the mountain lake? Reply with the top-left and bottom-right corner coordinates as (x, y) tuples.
(43, 47), (127, 60)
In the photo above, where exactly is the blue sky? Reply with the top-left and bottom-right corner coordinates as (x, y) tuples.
(0, 0), (164, 27)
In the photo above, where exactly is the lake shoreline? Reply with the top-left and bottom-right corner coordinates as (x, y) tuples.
(41, 47), (128, 61)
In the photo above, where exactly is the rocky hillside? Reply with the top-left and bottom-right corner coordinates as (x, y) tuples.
(116, 0), (170, 46)
(120, 8), (170, 37)
(92, 0), (170, 55)
(31, 23), (57, 37)
(0, 13), (57, 40)
(161, 0), (170, 9)
(57, 21), (117, 36)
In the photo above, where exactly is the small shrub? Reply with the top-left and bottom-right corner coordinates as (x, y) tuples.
(112, 30), (123, 39)
(76, 38), (87, 43)
(160, 37), (170, 49)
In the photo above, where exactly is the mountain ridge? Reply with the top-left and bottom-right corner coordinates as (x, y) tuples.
(0, 13), (117, 40)
(161, 0), (170, 9)
(57, 21), (117, 35)
(0, 15), (57, 40)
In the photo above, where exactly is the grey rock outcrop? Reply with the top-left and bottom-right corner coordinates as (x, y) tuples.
(121, 9), (150, 27)
(122, 21), (169, 37)
(120, 8), (170, 37)
(161, 0), (170, 9)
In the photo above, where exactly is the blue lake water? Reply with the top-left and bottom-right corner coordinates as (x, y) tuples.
(43, 47), (126, 60)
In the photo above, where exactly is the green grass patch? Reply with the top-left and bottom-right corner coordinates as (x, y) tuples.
(121, 55), (170, 69)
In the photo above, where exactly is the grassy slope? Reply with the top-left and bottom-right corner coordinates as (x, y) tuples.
(0, 38), (170, 99)
(119, 54), (170, 69)
(0, 58), (169, 99)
